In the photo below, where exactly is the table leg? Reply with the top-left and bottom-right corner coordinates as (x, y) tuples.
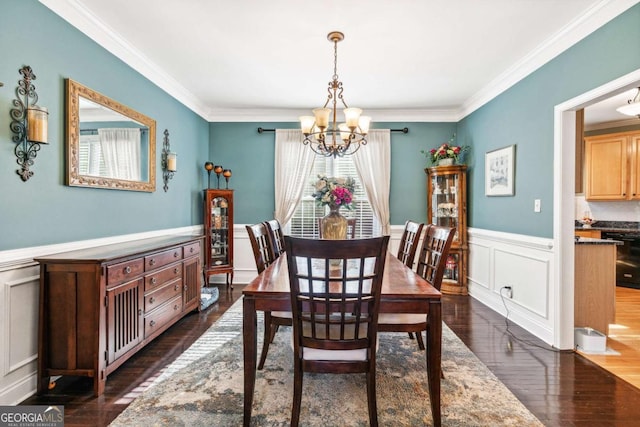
(426, 300), (442, 427)
(243, 297), (257, 427)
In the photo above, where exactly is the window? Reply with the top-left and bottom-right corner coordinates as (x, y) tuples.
(287, 155), (381, 238)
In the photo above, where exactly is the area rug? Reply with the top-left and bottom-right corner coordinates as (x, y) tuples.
(110, 299), (542, 427)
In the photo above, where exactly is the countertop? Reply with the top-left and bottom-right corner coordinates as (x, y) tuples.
(574, 236), (622, 245)
(574, 220), (640, 233)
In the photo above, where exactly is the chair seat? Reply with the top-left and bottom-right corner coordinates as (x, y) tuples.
(271, 311), (292, 318)
(289, 322), (376, 361)
(378, 313), (427, 325)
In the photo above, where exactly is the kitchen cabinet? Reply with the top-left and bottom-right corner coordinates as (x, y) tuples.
(584, 131), (640, 201)
(35, 235), (203, 396)
(426, 164), (468, 295)
(204, 189), (234, 288)
(575, 229), (601, 239)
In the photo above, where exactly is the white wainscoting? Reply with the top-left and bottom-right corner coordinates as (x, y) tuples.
(467, 227), (555, 345)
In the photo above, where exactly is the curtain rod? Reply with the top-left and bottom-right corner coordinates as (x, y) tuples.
(257, 127), (408, 134)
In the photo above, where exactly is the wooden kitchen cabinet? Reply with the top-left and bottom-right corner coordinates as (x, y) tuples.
(204, 189), (234, 288)
(35, 235), (203, 396)
(426, 164), (468, 295)
(584, 131), (640, 201)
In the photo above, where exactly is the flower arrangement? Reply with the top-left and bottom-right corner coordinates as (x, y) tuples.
(421, 134), (469, 165)
(311, 175), (356, 210)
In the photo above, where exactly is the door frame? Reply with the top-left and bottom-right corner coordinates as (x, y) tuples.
(554, 68), (640, 349)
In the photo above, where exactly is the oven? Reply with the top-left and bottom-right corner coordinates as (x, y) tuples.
(601, 231), (640, 289)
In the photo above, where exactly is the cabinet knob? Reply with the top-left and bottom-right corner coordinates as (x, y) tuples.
(150, 320), (156, 327)
(174, 252), (179, 258)
(149, 259), (156, 266)
(174, 304), (179, 311)
(174, 267), (179, 274)
(183, 284), (187, 291)
(138, 309), (143, 316)
(175, 284), (180, 291)
(190, 247), (194, 253)
(149, 297), (155, 304)
(151, 277), (157, 285)
(124, 266), (131, 274)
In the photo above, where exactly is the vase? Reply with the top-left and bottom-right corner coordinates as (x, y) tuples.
(321, 205), (348, 240)
(438, 158), (454, 166)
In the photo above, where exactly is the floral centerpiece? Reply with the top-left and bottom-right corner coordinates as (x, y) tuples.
(312, 175), (356, 211)
(421, 134), (469, 166)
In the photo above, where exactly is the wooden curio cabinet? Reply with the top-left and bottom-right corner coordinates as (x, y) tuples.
(204, 189), (234, 288)
(426, 164), (468, 295)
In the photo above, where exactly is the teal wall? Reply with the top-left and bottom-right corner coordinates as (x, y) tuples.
(457, 4), (640, 238)
(209, 122), (457, 225)
(0, 1), (209, 251)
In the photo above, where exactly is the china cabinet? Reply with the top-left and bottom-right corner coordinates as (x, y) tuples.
(426, 164), (468, 295)
(35, 235), (203, 396)
(204, 189), (234, 288)
(584, 130), (640, 201)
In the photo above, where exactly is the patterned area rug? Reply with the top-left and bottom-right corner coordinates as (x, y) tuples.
(110, 299), (542, 427)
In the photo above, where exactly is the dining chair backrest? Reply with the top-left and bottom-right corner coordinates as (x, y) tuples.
(396, 220), (425, 268)
(317, 217), (357, 239)
(264, 219), (286, 258)
(285, 235), (390, 365)
(415, 225), (456, 290)
(246, 222), (277, 274)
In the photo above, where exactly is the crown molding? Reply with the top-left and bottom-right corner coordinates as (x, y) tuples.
(41, 0), (638, 123)
(39, 0), (211, 119)
(205, 108), (459, 123)
(458, 0), (639, 121)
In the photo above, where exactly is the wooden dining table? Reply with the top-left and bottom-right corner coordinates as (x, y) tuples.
(242, 251), (442, 426)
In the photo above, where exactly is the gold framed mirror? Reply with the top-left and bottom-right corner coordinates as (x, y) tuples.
(65, 79), (156, 192)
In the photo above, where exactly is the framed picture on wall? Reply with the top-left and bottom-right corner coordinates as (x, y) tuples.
(485, 144), (516, 196)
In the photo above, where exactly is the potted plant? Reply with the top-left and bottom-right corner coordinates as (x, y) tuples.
(422, 134), (469, 166)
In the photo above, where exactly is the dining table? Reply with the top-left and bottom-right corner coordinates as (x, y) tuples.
(242, 251), (442, 427)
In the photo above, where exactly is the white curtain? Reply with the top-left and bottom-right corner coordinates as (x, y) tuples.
(352, 129), (391, 235)
(98, 128), (142, 180)
(274, 129), (316, 225)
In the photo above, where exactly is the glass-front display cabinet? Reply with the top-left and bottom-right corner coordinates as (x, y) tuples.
(204, 189), (234, 288)
(426, 164), (468, 295)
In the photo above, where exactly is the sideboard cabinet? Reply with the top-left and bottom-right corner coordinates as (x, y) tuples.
(35, 235), (203, 397)
(204, 189), (234, 287)
(426, 164), (468, 295)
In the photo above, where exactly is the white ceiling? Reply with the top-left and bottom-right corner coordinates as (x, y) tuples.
(41, 0), (639, 124)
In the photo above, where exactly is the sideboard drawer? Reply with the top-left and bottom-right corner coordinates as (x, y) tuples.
(145, 279), (182, 312)
(107, 259), (145, 286)
(144, 295), (182, 338)
(145, 248), (183, 271)
(145, 264), (182, 291)
(183, 241), (201, 257)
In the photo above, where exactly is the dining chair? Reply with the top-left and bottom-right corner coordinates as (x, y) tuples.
(317, 217), (357, 239)
(396, 220), (424, 269)
(245, 223), (292, 370)
(378, 225), (455, 350)
(264, 219), (286, 258)
(285, 235), (390, 427)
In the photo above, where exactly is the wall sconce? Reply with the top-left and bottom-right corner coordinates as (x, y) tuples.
(161, 129), (177, 192)
(10, 65), (48, 181)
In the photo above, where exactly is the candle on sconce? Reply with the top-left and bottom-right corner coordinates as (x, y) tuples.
(27, 105), (49, 144)
(167, 152), (177, 172)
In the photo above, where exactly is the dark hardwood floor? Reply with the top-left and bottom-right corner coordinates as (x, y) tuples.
(22, 285), (640, 426)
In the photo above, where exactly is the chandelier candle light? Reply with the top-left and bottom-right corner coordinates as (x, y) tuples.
(299, 31), (371, 157)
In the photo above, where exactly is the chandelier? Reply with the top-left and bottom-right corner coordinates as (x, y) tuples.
(299, 31), (370, 157)
(617, 87), (640, 119)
